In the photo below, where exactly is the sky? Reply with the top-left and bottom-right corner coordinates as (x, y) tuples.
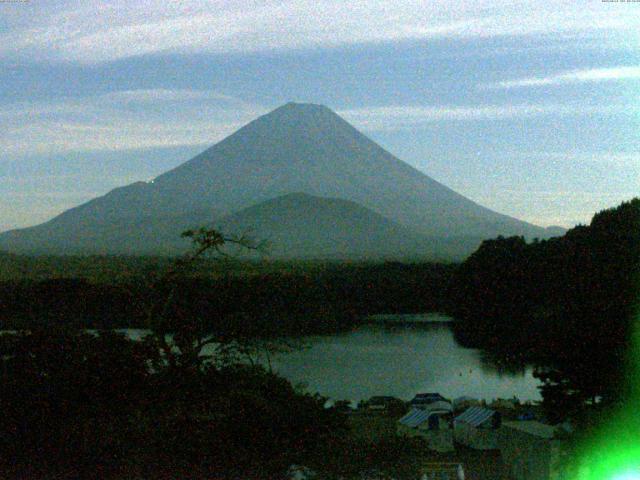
(0, 0), (639, 232)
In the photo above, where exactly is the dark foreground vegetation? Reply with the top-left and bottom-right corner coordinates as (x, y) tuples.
(449, 198), (640, 423)
(0, 199), (637, 477)
(0, 327), (436, 479)
(0, 230), (433, 479)
(0, 258), (453, 334)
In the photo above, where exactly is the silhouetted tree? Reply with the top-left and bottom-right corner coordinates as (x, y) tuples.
(0, 228), (355, 479)
(449, 198), (640, 421)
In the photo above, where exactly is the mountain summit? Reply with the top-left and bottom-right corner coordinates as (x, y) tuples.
(0, 103), (555, 258)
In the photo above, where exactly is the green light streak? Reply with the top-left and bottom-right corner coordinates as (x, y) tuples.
(572, 308), (640, 479)
(611, 473), (640, 480)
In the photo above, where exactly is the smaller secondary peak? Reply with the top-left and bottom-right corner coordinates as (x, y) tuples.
(258, 192), (320, 205)
(278, 192), (315, 199)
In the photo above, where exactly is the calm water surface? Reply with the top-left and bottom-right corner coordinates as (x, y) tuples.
(269, 315), (541, 403)
(119, 314), (541, 403)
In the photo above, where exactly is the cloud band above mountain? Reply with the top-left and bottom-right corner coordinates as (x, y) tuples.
(483, 66), (640, 89)
(1, 0), (637, 64)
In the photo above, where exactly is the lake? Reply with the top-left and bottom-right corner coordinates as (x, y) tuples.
(115, 314), (542, 404)
(269, 314), (542, 404)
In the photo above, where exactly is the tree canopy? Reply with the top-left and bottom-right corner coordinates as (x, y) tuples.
(449, 198), (640, 420)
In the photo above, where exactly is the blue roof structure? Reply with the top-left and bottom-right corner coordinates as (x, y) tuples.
(454, 406), (497, 427)
(398, 408), (433, 428)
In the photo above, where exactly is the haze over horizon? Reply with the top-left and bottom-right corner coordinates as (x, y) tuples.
(1, 0), (639, 233)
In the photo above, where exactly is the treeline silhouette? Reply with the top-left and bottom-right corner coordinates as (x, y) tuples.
(2, 198), (637, 477)
(0, 234), (435, 479)
(449, 198), (640, 420)
(0, 262), (453, 335)
(0, 328), (358, 478)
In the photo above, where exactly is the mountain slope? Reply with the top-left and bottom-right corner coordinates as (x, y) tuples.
(151, 102), (547, 238)
(0, 102), (555, 257)
(0, 206), (217, 255)
(216, 193), (477, 259)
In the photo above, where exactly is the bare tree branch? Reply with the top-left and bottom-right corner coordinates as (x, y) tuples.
(142, 227), (266, 371)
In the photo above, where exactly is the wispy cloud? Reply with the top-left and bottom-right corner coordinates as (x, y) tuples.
(2, 121), (242, 154)
(539, 152), (640, 169)
(0, 89), (250, 117)
(3, 93), (635, 155)
(339, 103), (633, 131)
(99, 89), (239, 103)
(0, 89), (266, 155)
(0, 0), (637, 64)
(484, 66), (640, 89)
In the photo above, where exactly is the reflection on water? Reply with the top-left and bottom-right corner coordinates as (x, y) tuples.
(270, 317), (542, 403)
(475, 350), (530, 377)
(110, 316), (541, 403)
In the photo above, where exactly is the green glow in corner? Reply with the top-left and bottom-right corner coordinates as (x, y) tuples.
(572, 311), (640, 479)
(611, 473), (640, 480)
(574, 446), (640, 479)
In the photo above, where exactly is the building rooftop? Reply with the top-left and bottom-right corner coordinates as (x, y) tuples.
(455, 406), (498, 427)
(503, 420), (556, 439)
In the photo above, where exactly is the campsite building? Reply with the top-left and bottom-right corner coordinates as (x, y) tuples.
(452, 395), (480, 412)
(397, 402), (454, 452)
(366, 396), (400, 411)
(421, 463), (465, 480)
(490, 398), (518, 410)
(453, 406), (501, 450)
(410, 392), (448, 409)
(498, 421), (564, 480)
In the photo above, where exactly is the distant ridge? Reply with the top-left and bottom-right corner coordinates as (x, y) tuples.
(0, 102), (559, 258)
(216, 192), (479, 260)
